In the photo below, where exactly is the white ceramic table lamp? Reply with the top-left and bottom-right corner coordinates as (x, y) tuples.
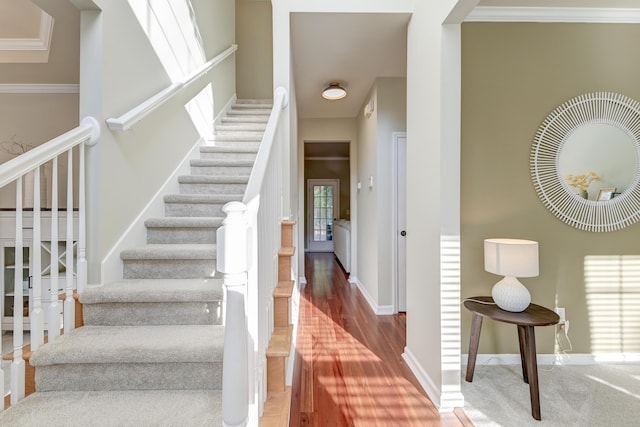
(484, 238), (539, 312)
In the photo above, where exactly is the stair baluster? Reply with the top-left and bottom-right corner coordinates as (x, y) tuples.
(218, 201), (249, 427)
(11, 177), (26, 405)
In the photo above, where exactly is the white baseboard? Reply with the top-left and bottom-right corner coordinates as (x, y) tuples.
(403, 347), (464, 412)
(352, 276), (394, 315)
(462, 353), (640, 366)
(100, 138), (205, 284)
(299, 276), (307, 286)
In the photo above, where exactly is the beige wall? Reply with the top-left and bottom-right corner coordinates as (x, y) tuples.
(461, 22), (640, 355)
(235, 0), (273, 99)
(304, 159), (350, 219)
(0, 94), (79, 208)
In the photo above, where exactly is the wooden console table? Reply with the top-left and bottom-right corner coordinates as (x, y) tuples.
(464, 296), (559, 420)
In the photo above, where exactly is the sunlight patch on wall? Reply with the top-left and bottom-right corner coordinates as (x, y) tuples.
(441, 235), (461, 371)
(185, 83), (214, 139)
(128, 0), (206, 82)
(585, 255), (640, 353)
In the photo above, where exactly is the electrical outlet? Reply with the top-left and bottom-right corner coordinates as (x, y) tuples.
(555, 307), (566, 325)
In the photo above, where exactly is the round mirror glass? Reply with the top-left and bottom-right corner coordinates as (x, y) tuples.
(558, 123), (638, 199)
(531, 92), (640, 232)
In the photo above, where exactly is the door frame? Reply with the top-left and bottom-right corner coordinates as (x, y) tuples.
(392, 132), (407, 313)
(306, 178), (340, 252)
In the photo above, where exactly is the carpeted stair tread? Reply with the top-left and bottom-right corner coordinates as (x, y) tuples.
(164, 193), (242, 203)
(120, 244), (216, 260)
(178, 174), (249, 184)
(221, 115), (268, 123)
(190, 158), (255, 167)
(199, 145), (259, 153)
(145, 216), (223, 228)
(80, 278), (223, 304)
(0, 390), (222, 427)
(30, 324), (223, 366)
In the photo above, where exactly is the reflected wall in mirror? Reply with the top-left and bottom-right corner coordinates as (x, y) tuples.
(559, 123), (637, 199)
(531, 92), (640, 232)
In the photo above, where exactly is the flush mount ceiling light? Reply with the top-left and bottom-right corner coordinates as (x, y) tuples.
(322, 82), (347, 100)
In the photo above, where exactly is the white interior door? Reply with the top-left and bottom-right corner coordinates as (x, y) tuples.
(307, 179), (339, 252)
(396, 134), (407, 312)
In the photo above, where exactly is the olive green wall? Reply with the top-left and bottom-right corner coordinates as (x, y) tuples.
(461, 23), (640, 355)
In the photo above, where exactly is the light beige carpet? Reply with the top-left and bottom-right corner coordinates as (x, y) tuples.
(462, 364), (640, 427)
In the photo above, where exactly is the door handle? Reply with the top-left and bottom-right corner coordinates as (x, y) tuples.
(400, 230), (406, 236)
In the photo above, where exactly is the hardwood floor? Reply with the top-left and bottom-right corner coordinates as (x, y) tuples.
(290, 252), (472, 427)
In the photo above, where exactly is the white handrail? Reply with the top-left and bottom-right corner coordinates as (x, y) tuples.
(0, 117), (100, 188)
(243, 86), (289, 204)
(106, 44), (238, 132)
(0, 116), (100, 408)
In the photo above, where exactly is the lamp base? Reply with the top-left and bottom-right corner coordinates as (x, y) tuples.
(491, 276), (531, 312)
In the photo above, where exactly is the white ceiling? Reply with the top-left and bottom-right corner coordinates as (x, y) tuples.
(290, 1), (640, 120)
(291, 13), (410, 119)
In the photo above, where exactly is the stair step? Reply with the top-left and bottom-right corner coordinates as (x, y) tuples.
(120, 244), (217, 279)
(266, 325), (293, 392)
(80, 278), (224, 326)
(200, 145), (258, 161)
(231, 103), (272, 110)
(260, 387), (292, 427)
(273, 280), (294, 328)
(30, 324), (224, 391)
(178, 175), (249, 194)
(235, 98), (273, 105)
(221, 115), (269, 124)
(145, 216), (223, 244)
(190, 159), (254, 176)
(164, 194), (243, 217)
(0, 390), (222, 427)
(215, 123), (267, 132)
(226, 109), (270, 116)
(273, 280), (294, 299)
(266, 325), (293, 358)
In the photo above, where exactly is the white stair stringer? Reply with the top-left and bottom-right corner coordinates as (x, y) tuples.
(0, 99), (272, 426)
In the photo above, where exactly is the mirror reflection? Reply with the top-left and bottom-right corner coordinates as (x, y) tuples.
(559, 123), (637, 200)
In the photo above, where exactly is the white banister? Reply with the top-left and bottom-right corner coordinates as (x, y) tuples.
(64, 149), (75, 334)
(48, 157), (61, 341)
(218, 87), (288, 422)
(0, 117), (98, 408)
(11, 177), (26, 405)
(217, 201), (249, 427)
(31, 166), (44, 351)
(242, 86), (289, 205)
(106, 44), (238, 132)
(0, 117), (99, 189)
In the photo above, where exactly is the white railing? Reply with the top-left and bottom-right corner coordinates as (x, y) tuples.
(105, 44), (238, 132)
(217, 87), (288, 426)
(0, 116), (100, 407)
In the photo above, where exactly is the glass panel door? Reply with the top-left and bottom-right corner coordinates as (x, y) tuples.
(307, 179), (339, 252)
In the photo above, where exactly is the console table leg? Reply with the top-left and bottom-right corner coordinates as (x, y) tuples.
(517, 325), (529, 384)
(466, 313), (483, 382)
(523, 325), (541, 420)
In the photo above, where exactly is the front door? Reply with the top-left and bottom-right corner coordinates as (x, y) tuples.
(307, 179), (340, 252)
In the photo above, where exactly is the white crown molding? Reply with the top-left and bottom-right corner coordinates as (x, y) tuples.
(465, 6), (640, 23)
(0, 11), (53, 62)
(0, 84), (79, 94)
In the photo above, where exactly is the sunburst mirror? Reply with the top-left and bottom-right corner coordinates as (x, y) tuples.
(530, 92), (640, 232)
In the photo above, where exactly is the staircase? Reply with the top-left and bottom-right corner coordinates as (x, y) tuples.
(0, 99), (292, 426)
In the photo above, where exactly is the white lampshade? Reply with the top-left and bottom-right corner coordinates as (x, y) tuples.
(484, 238), (539, 312)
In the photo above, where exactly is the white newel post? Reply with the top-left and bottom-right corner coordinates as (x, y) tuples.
(217, 201), (249, 427)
